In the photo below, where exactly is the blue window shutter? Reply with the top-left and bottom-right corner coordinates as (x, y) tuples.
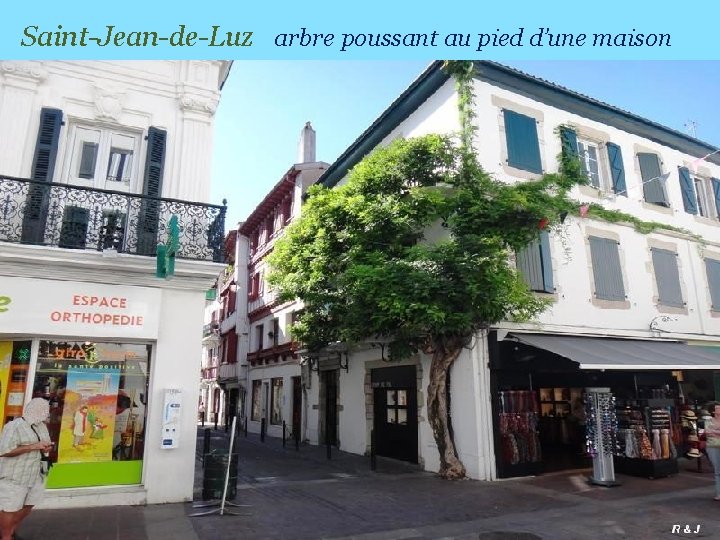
(638, 152), (668, 205)
(705, 259), (720, 310)
(678, 167), (697, 214)
(516, 239), (543, 292)
(606, 142), (626, 196)
(137, 126), (167, 256)
(539, 231), (554, 292)
(712, 178), (720, 218)
(21, 107), (64, 245)
(560, 127), (578, 159)
(516, 232), (553, 293)
(651, 248), (683, 308)
(504, 110), (542, 173)
(589, 236), (626, 301)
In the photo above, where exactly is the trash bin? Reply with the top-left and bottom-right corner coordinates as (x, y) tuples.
(202, 452), (238, 501)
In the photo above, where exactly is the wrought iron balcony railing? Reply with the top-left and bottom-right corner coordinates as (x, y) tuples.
(0, 175), (226, 262)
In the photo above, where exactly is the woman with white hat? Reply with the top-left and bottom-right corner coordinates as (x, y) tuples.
(0, 398), (53, 540)
(704, 402), (720, 501)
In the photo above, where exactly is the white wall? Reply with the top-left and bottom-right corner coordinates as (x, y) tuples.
(143, 288), (205, 503)
(0, 60), (226, 203)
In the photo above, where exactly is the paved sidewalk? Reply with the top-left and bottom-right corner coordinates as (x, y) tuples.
(20, 427), (720, 539)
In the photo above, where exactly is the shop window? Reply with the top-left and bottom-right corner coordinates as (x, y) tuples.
(706, 258), (720, 311)
(638, 152), (669, 206)
(516, 231), (553, 293)
(270, 378), (283, 425)
(503, 109), (542, 173)
(31, 340), (150, 489)
(0, 340), (32, 424)
(251, 380), (262, 421)
(589, 236), (626, 301)
(651, 248), (684, 308)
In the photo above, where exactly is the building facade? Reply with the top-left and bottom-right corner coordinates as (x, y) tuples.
(237, 123), (328, 443)
(309, 62), (720, 480)
(0, 60), (229, 507)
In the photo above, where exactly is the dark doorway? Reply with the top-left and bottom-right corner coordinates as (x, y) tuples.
(292, 376), (302, 440)
(372, 366), (418, 463)
(226, 388), (238, 430)
(323, 370), (338, 446)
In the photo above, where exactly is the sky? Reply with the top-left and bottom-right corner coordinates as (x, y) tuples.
(210, 61), (720, 226)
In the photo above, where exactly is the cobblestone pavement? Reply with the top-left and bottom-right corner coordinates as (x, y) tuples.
(21, 427), (720, 539)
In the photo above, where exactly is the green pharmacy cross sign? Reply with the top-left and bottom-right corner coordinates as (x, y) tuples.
(156, 215), (179, 279)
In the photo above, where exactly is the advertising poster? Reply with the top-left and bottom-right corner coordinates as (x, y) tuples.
(57, 367), (120, 463)
(0, 342), (11, 423)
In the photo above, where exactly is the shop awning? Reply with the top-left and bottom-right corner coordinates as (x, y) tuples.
(508, 333), (720, 370)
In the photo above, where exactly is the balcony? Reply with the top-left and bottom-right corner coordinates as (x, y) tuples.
(218, 362), (246, 382)
(203, 322), (220, 338)
(0, 175), (226, 262)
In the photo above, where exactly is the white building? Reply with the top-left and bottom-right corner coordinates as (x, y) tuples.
(0, 60), (230, 507)
(236, 123), (328, 443)
(305, 62), (720, 480)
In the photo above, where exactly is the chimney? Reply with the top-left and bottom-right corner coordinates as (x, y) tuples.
(297, 121), (316, 164)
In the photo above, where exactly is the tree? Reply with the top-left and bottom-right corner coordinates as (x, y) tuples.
(268, 62), (584, 479)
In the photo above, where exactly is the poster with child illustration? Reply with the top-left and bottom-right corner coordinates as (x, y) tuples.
(57, 368), (120, 463)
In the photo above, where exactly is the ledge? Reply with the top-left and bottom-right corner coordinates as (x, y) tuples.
(39, 484), (147, 509)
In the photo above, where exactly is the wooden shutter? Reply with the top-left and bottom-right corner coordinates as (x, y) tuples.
(137, 127), (167, 255)
(560, 127), (578, 160)
(516, 239), (543, 291)
(651, 248), (683, 307)
(705, 259), (720, 310)
(503, 110), (542, 173)
(606, 142), (626, 196)
(516, 231), (553, 293)
(712, 178), (720, 218)
(678, 167), (697, 214)
(638, 153), (667, 205)
(539, 231), (554, 292)
(21, 107), (63, 244)
(589, 236), (626, 301)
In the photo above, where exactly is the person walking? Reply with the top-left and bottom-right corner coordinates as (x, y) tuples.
(704, 402), (720, 501)
(0, 398), (53, 540)
(198, 401), (206, 427)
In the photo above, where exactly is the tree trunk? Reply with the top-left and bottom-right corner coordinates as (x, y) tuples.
(426, 339), (466, 479)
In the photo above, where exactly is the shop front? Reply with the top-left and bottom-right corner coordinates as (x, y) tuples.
(0, 275), (204, 507)
(489, 331), (720, 480)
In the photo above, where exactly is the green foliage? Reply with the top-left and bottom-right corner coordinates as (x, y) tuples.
(268, 132), (576, 358)
(583, 203), (703, 242)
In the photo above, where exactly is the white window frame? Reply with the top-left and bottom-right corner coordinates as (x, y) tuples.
(693, 175), (717, 220)
(577, 137), (609, 192)
(61, 122), (142, 193)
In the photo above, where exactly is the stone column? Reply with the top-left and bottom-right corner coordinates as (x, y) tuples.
(0, 61), (48, 177)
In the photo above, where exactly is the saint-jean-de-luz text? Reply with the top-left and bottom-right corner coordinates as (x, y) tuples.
(21, 25), (253, 47)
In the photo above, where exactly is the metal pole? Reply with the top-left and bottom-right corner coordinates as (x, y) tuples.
(260, 418), (265, 442)
(220, 416), (237, 516)
(282, 421), (286, 448)
(244, 416), (248, 437)
(370, 429), (376, 471)
(295, 429), (299, 451)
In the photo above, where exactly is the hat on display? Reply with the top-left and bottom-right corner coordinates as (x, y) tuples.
(687, 434), (699, 442)
(682, 410), (697, 419)
(700, 410), (711, 417)
(687, 449), (702, 458)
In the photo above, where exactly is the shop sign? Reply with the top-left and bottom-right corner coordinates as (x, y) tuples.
(0, 276), (160, 339)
